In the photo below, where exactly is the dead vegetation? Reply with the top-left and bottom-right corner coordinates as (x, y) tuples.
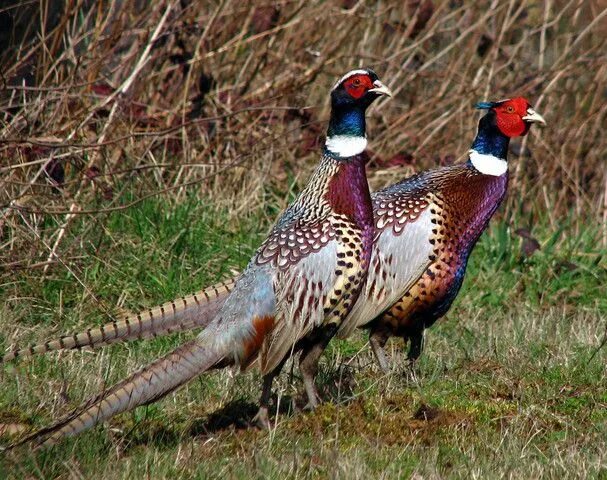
(1, 0), (606, 276)
(0, 1), (606, 477)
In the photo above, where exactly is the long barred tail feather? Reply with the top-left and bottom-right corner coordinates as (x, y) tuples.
(1, 279), (235, 363)
(13, 338), (228, 448)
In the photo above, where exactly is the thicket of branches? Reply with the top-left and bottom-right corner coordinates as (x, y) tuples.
(1, 0), (606, 274)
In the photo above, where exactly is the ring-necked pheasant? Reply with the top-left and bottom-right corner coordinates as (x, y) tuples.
(3, 98), (544, 375)
(337, 97), (546, 369)
(7, 68), (391, 447)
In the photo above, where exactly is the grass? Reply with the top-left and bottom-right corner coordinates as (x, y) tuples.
(1, 195), (606, 479)
(1, 0), (606, 477)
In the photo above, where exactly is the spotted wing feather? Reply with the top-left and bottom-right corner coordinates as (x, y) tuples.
(261, 240), (339, 373)
(252, 218), (338, 373)
(338, 191), (436, 338)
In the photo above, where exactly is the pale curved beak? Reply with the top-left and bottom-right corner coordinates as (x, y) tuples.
(369, 80), (392, 97)
(522, 108), (546, 127)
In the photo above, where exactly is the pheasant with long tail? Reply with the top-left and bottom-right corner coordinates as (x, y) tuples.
(3, 99), (544, 374)
(6, 68), (391, 447)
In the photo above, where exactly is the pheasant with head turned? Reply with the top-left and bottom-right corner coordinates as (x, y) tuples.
(6, 68), (391, 447)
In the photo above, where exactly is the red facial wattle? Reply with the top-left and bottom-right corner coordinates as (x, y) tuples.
(495, 112), (527, 137)
(494, 97), (531, 138)
(343, 74), (374, 99)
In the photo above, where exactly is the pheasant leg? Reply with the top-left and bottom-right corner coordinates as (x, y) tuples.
(369, 328), (391, 373)
(299, 324), (338, 410)
(253, 357), (288, 429)
(406, 328), (424, 361)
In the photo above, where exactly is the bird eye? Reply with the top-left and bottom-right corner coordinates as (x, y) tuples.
(506, 106), (515, 113)
(352, 78), (361, 87)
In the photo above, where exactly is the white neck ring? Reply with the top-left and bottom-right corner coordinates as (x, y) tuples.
(469, 149), (508, 176)
(325, 135), (367, 157)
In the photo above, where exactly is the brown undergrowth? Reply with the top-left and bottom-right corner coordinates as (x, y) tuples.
(1, 0), (606, 279)
(1, 2), (606, 478)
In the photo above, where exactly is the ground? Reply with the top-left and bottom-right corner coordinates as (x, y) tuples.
(1, 197), (605, 479)
(1, 3), (605, 476)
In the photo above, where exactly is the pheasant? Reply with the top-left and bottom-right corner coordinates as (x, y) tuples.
(6, 68), (391, 447)
(3, 98), (544, 375)
(337, 97), (546, 369)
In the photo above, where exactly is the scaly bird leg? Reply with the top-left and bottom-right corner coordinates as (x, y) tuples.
(253, 374), (275, 430)
(253, 357), (288, 429)
(406, 329), (424, 362)
(403, 329), (424, 383)
(369, 328), (391, 373)
(298, 324), (339, 410)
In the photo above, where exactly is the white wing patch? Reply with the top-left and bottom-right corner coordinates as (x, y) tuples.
(198, 266), (275, 362)
(338, 208), (434, 338)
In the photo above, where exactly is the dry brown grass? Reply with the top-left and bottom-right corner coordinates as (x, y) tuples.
(0, 4), (606, 476)
(1, 0), (606, 275)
